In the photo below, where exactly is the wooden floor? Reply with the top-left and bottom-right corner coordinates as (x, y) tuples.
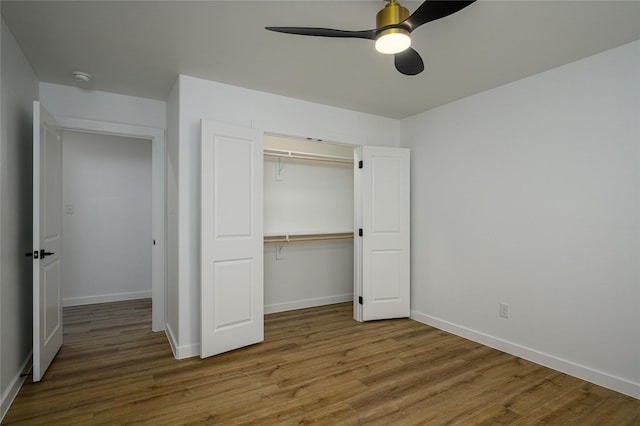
(4, 300), (639, 425)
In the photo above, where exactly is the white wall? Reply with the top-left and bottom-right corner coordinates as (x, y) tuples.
(0, 18), (39, 420)
(264, 158), (354, 235)
(401, 40), (640, 398)
(39, 83), (165, 129)
(62, 130), (152, 306)
(264, 240), (354, 313)
(168, 75), (399, 358)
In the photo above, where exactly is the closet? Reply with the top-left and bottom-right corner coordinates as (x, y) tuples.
(200, 120), (410, 358)
(263, 134), (355, 316)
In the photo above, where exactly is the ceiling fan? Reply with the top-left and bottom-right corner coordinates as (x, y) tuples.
(266, 0), (476, 76)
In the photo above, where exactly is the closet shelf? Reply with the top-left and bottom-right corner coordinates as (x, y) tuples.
(264, 148), (353, 165)
(264, 232), (354, 244)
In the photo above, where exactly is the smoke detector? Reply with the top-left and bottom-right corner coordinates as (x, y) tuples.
(72, 71), (91, 82)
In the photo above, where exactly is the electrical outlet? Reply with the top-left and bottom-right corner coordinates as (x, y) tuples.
(499, 303), (509, 319)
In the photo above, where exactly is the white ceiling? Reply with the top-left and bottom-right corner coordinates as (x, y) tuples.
(2, 1), (639, 119)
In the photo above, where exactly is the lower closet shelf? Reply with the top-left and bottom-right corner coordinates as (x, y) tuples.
(264, 232), (354, 244)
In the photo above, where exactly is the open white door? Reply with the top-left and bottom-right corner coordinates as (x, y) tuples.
(32, 101), (63, 381)
(357, 146), (410, 321)
(200, 120), (263, 358)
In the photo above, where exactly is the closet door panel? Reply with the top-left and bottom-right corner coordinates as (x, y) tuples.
(361, 146), (410, 321)
(371, 156), (402, 233)
(201, 120), (263, 358)
(213, 137), (253, 238)
(212, 259), (253, 329)
(370, 249), (402, 301)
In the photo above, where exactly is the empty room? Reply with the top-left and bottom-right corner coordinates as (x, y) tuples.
(1, 1), (639, 424)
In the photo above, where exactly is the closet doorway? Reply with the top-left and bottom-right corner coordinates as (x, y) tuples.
(61, 130), (152, 310)
(263, 134), (355, 315)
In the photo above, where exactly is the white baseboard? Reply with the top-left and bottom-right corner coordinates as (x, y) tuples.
(63, 290), (152, 307)
(1, 353), (32, 422)
(165, 322), (199, 360)
(265, 294), (353, 314)
(165, 322), (178, 358)
(411, 310), (640, 400)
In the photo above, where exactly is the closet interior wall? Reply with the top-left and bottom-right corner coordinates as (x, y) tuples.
(263, 135), (355, 314)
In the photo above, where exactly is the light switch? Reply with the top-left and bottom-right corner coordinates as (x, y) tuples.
(65, 204), (74, 214)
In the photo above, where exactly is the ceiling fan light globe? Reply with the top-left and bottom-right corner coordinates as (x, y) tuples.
(375, 32), (411, 54)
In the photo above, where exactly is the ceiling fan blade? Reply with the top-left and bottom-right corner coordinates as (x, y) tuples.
(394, 48), (424, 76)
(402, 0), (476, 32)
(266, 27), (376, 40)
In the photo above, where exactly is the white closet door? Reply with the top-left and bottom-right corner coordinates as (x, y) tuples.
(200, 120), (263, 358)
(360, 146), (410, 321)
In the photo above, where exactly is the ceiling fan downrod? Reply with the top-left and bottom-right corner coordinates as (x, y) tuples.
(377, 0), (410, 28)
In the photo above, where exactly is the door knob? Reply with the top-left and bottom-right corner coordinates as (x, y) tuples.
(39, 249), (55, 258)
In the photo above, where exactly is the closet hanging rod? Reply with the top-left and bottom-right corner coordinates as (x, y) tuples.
(264, 149), (353, 165)
(264, 232), (354, 244)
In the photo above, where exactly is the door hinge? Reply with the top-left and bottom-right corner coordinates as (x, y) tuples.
(358, 160), (363, 169)
(358, 228), (363, 237)
(358, 296), (363, 305)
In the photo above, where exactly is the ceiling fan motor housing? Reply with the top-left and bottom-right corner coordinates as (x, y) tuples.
(376, 0), (410, 38)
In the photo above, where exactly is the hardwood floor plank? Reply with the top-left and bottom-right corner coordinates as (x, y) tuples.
(4, 299), (639, 425)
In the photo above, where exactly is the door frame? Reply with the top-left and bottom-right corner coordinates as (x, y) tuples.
(55, 117), (166, 331)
